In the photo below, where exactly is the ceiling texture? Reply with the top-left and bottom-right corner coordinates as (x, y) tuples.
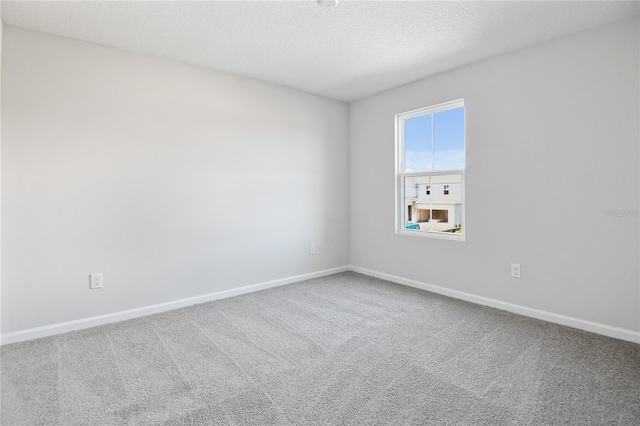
(2, 1), (639, 102)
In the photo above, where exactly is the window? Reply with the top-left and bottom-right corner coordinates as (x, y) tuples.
(396, 99), (465, 240)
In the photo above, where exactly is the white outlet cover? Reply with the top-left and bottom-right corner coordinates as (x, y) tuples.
(511, 264), (521, 279)
(90, 273), (103, 289)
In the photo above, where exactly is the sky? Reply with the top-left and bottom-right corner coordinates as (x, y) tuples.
(405, 106), (464, 172)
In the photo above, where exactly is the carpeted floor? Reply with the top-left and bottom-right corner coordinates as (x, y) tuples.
(1, 272), (639, 425)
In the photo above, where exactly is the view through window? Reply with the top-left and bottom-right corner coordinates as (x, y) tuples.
(396, 100), (465, 239)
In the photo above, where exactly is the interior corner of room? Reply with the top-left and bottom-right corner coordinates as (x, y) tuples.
(0, 3), (638, 346)
(1, 2), (639, 424)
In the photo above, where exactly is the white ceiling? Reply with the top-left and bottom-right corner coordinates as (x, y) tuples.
(2, 1), (639, 102)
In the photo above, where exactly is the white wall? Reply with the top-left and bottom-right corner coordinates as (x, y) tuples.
(1, 26), (349, 334)
(350, 18), (640, 332)
(0, 6), (4, 336)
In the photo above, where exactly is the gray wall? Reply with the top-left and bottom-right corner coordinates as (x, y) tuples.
(1, 26), (350, 333)
(0, 7), (3, 335)
(350, 18), (640, 332)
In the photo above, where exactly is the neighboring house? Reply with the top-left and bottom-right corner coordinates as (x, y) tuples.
(404, 175), (462, 230)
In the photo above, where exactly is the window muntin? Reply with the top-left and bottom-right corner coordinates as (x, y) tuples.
(396, 100), (465, 240)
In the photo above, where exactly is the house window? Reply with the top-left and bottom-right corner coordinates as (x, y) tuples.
(396, 99), (465, 240)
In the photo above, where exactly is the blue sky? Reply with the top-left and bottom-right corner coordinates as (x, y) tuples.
(405, 106), (464, 172)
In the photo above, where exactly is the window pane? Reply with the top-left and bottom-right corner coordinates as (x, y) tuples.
(403, 176), (431, 231)
(404, 115), (432, 172)
(428, 174), (462, 234)
(397, 100), (465, 239)
(433, 107), (464, 170)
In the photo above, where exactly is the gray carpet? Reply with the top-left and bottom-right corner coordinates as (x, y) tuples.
(1, 272), (639, 425)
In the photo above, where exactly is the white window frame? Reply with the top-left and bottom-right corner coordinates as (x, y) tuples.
(395, 99), (466, 241)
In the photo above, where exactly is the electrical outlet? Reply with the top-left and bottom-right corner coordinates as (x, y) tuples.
(309, 243), (316, 255)
(511, 263), (521, 279)
(90, 273), (103, 289)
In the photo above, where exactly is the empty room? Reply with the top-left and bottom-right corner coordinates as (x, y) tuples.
(1, 1), (639, 425)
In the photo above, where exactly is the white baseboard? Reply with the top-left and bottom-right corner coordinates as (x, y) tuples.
(4, 265), (638, 346)
(0, 265), (349, 346)
(349, 265), (640, 344)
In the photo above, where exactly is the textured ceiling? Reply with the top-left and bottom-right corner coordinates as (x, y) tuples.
(2, 1), (639, 102)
